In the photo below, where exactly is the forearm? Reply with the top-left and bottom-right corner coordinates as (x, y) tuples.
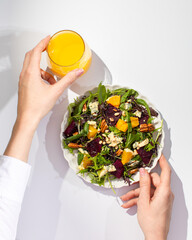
(4, 116), (39, 163)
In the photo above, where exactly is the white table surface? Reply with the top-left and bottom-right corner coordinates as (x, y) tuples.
(0, 0), (191, 239)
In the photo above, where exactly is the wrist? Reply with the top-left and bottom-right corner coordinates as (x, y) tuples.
(15, 114), (40, 133)
(4, 115), (39, 163)
(145, 233), (167, 240)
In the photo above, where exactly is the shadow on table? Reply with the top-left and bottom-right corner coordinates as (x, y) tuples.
(168, 164), (188, 240)
(0, 29), (45, 110)
(69, 50), (112, 95)
(45, 92), (70, 178)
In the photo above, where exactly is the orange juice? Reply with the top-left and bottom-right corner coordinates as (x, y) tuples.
(47, 30), (92, 77)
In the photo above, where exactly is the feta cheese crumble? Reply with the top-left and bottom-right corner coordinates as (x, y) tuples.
(99, 165), (116, 178)
(87, 120), (97, 128)
(89, 101), (99, 115)
(108, 132), (123, 147)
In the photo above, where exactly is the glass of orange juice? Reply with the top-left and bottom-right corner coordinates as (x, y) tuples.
(46, 30), (92, 77)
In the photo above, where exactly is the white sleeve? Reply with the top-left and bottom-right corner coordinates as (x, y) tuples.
(0, 155), (31, 240)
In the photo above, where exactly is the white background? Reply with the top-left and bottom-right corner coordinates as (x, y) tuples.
(0, 0), (191, 239)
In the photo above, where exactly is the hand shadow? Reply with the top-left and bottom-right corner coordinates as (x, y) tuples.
(168, 164), (188, 240)
(0, 29), (46, 110)
(45, 90), (70, 178)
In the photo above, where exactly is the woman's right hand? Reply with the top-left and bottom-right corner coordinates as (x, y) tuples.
(121, 155), (174, 240)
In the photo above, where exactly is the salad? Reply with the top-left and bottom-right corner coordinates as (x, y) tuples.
(62, 83), (163, 188)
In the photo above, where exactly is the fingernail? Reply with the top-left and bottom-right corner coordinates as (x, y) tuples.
(75, 68), (84, 77)
(139, 168), (145, 177)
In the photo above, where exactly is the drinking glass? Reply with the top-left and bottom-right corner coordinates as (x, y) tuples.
(47, 30), (92, 77)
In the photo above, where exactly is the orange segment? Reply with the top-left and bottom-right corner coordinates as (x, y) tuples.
(116, 119), (128, 132)
(87, 125), (97, 139)
(81, 156), (93, 169)
(106, 95), (121, 108)
(130, 117), (139, 128)
(121, 149), (134, 165)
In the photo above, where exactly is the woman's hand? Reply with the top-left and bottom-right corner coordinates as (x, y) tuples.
(17, 35), (84, 129)
(121, 155), (174, 240)
(4, 36), (84, 162)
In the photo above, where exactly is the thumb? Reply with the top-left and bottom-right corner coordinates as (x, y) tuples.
(138, 168), (151, 206)
(54, 68), (84, 93)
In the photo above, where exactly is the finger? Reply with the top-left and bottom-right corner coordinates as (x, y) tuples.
(121, 187), (155, 202)
(159, 155), (171, 186)
(28, 35), (51, 71)
(21, 50), (32, 74)
(121, 188), (140, 201)
(54, 68), (84, 94)
(150, 172), (160, 188)
(121, 198), (138, 209)
(40, 69), (56, 85)
(138, 168), (151, 206)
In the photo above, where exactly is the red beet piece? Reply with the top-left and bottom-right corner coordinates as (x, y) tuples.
(86, 138), (102, 157)
(137, 147), (154, 164)
(63, 120), (78, 138)
(112, 160), (124, 178)
(139, 115), (149, 125)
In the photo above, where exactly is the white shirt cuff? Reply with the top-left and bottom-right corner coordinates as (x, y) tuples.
(0, 155), (31, 203)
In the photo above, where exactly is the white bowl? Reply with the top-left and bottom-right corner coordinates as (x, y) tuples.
(60, 85), (164, 188)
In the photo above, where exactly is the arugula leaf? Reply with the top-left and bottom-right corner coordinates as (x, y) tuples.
(67, 102), (76, 123)
(111, 88), (128, 95)
(77, 97), (89, 114)
(64, 132), (83, 143)
(83, 122), (89, 135)
(136, 99), (151, 119)
(101, 145), (110, 155)
(97, 154), (111, 165)
(145, 143), (155, 152)
(108, 126), (122, 135)
(87, 92), (93, 107)
(98, 83), (107, 104)
(121, 89), (138, 103)
(127, 111), (132, 133)
(78, 152), (84, 165)
(125, 132), (141, 148)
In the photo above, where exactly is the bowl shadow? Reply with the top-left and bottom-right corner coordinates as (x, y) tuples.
(69, 50), (112, 95)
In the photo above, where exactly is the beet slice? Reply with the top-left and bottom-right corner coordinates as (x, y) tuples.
(149, 107), (158, 117)
(139, 115), (149, 125)
(86, 138), (102, 157)
(104, 104), (122, 126)
(137, 147), (154, 165)
(112, 160), (124, 178)
(63, 120), (78, 138)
